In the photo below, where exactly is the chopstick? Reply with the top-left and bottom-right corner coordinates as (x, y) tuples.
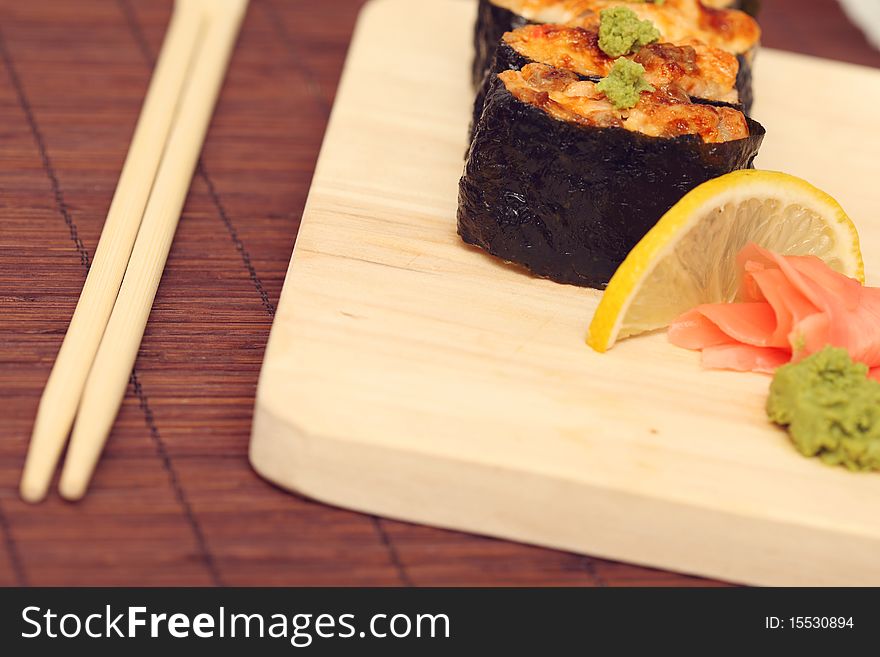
(58, 0), (250, 501)
(20, 0), (208, 503)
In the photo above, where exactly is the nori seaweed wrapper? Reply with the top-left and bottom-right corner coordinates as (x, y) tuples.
(736, 49), (755, 114)
(728, 0), (761, 17)
(743, 0), (761, 17)
(473, 0), (529, 89)
(472, 44), (529, 142)
(458, 76), (766, 289)
(470, 42), (562, 145)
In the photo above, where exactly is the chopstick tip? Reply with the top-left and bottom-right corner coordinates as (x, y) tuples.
(19, 479), (49, 504)
(58, 474), (88, 502)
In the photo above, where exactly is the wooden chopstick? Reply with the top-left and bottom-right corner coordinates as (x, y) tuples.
(57, 0), (250, 501)
(20, 0), (208, 503)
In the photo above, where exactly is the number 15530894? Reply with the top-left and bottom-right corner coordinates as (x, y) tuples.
(765, 617), (854, 630)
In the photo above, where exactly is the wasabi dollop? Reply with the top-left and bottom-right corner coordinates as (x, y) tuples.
(767, 347), (880, 472)
(596, 58), (655, 109)
(598, 6), (660, 59)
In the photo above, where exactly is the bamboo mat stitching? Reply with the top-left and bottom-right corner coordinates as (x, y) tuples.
(117, 0), (156, 75)
(255, 0), (417, 587)
(121, 0), (277, 319)
(0, 32), (90, 269)
(1, 16), (222, 587)
(371, 517), (414, 587)
(3, 0), (579, 589)
(199, 165), (277, 317)
(122, 0), (416, 588)
(0, 500), (28, 586)
(582, 557), (607, 587)
(130, 372), (224, 586)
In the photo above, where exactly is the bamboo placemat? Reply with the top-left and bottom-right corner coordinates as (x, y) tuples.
(1, 0), (878, 587)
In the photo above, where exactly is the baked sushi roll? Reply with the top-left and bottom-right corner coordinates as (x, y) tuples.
(458, 63), (765, 289)
(473, 0), (760, 112)
(471, 22), (742, 140)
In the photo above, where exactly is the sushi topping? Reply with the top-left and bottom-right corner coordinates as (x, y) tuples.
(598, 7), (660, 57)
(490, 2), (759, 55)
(500, 63), (748, 142)
(592, 1), (760, 56)
(503, 25), (740, 104)
(668, 243), (880, 379)
(767, 348), (880, 472)
(596, 57), (654, 108)
(632, 40), (738, 104)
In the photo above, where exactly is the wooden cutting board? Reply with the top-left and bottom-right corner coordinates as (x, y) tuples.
(250, 0), (880, 586)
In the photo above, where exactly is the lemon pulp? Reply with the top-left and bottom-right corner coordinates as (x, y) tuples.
(588, 170), (863, 352)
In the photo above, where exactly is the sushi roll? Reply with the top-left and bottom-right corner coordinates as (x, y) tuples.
(458, 63), (765, 289)
(473, 0), (760, 112)
(471, 23), (742, 140)
(472, 0), (581, 88)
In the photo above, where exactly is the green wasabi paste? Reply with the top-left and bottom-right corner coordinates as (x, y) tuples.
(596, 58), (655, 109)
(767, 347), (880, 472)
(598, 6), (660, 59)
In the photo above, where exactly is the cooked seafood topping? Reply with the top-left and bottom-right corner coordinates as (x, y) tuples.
(499, 63), (749, 142)
(503, 24), (739, 103)
(503, 24), (610, 76)
(489, 0), (760, 54)
(633, 39), (738, 103)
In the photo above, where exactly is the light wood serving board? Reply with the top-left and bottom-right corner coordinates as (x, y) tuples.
(251, 0), (880, 585)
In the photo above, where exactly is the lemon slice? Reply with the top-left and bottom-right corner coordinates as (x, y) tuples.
(588, 170), (863, 352)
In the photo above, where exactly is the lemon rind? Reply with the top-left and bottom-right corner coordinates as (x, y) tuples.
(587, 170), (863, 353)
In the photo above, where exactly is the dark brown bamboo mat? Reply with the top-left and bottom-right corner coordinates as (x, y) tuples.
(1, 0), (877, 587)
